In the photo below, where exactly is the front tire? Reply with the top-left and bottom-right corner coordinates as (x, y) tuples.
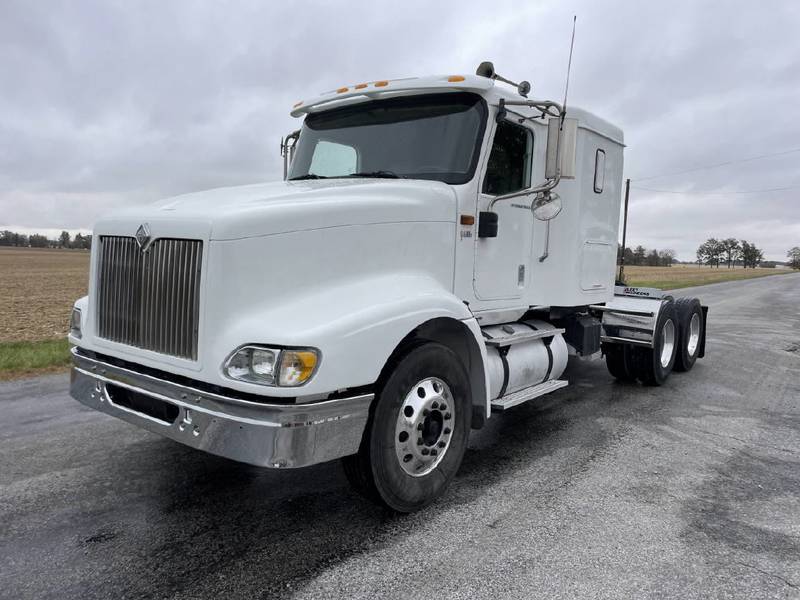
(342, 343), (471, 512)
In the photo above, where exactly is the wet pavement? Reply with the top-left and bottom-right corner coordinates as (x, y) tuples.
(1, 274), (799, 599)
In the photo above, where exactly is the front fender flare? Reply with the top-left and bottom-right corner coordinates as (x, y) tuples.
(215, 273), (488, 402)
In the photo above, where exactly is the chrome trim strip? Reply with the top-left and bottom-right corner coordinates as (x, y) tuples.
(600, 335), (653, 348)
(590, 305), (655, 317)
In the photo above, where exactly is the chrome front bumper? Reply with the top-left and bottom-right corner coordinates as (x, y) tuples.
(69, 348), (373, 468)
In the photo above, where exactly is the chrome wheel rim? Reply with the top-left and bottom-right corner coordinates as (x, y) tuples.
(660, 319), (676, 368)
(687, 312), (701, 357)
(394, 377), (454, 477)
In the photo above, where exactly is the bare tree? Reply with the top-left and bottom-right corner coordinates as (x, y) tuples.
(633, 245), (646, 266)
(697, 238), (724, 268)
(739, 240), (764, 269)
(29, 234), (49, 248)
(787, 247), (800, 270)
(659, 249), (676, 266)
(721, 238), (740, 268)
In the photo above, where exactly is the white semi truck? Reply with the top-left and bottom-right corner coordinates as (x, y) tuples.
(69, 64), (707, 512)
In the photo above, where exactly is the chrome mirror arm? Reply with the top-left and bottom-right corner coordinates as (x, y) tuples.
(488, 99), (566, 211)
(280, 129), (301, 180)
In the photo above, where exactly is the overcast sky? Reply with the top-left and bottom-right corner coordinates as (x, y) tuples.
(1, 0), (798, 260)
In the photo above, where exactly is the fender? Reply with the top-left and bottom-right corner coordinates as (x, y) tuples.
(213, 272), (491, 403)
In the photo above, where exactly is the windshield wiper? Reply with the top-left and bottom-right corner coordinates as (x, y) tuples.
(346, 170), (405, 179)
(288, 174), (329, 181)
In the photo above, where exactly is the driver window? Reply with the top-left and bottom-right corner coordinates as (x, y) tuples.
(309, 141), (357, 176)
(482, 121), (532, 196)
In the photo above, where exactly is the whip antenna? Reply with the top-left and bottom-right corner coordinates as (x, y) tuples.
(562, 15), (577, 119)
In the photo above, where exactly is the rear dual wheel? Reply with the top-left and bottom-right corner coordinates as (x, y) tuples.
(673, 297), (704, 372)
(603, 343), (637, 382)
(605, 298), (678, 386)
(632, 299), (678, 386)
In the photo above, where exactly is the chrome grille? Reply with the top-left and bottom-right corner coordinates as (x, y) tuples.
(97, 236), (203, 360)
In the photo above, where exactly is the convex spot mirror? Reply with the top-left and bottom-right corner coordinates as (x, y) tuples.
(532, 192), (562, 221)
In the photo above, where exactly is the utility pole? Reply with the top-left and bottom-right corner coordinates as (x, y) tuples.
(618, 178), (631, 284)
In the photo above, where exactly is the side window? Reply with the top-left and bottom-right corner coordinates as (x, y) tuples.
(309, 141), (357, 176)
(482, 121), (533, 196)
(594, 149), (606, 193)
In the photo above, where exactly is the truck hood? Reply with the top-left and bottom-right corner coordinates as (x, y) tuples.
(97, 179), (458, 240)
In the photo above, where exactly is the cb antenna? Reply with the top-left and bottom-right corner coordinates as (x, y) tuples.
(561, 15), (577, 123)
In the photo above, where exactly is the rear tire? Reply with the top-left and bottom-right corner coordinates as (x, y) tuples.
(342, 343), (471, 513)
(673, 297), (704, 372)
(603, 343), (637, 382)
(631, 299), (678, 386)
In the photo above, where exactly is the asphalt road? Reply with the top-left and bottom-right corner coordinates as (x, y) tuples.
(2, 274), (799, 600)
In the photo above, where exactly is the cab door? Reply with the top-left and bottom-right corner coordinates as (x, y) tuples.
(473, 119), (534, 300)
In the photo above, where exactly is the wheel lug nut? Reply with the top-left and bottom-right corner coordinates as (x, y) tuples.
(421, 448), (430, 456)
(444, 427), (451, 434)
(444, 412), (452, 420)
(438, 441), (446, 448)
(430, 449), (438, 456)
(440, 404), (447, 411)
(431, 401), (439, 409)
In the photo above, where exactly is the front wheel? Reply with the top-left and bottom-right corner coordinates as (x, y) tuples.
(342, 343), (471, 512)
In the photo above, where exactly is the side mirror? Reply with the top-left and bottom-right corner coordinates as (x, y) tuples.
(545, 117), (577, 180)
(532, 192), (562, 221)
(478, 211), (498, 238)
(280, 130), (300, 180)
(544, 118), (561, 180)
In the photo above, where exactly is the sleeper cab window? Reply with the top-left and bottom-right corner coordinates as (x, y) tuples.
(594, 148), (606, 193)
(482, 120), (533, 196)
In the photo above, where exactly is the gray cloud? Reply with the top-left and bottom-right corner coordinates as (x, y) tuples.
(1, 0), (798, 260)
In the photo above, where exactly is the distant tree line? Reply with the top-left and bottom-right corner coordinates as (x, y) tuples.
(696, 238), (765, 269)
(617, 245), (676, 267)
(0, 230), (92, 249)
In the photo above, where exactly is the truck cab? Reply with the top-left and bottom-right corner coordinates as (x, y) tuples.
(69, 66), (706, 512)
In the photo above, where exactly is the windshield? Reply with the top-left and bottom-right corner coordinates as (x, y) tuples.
(288, 92), (487, 184)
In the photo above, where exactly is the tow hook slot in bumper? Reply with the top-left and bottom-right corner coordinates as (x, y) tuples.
(69, 348), (373, 469)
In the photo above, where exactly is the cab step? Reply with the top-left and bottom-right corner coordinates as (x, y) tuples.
(484, 326), (565, 348)
(490, 379), (569, 412)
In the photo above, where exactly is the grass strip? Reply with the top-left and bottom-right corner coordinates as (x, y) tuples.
(0, 339), (72, 381)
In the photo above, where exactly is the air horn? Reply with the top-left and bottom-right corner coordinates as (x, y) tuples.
(475, 61), (530, 97)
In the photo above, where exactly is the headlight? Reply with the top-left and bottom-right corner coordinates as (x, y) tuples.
(69, 308), (82, 339)
(223, 345), (320, 387)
